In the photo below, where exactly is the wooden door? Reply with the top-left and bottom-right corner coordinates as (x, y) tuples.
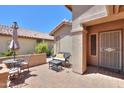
(99, 30), (121, 70)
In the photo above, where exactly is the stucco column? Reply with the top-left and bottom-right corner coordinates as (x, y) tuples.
(71, 24), (87, 74)
(82, 26), (88, 73)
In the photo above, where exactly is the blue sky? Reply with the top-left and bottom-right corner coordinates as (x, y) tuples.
(0, 5), (72, 33)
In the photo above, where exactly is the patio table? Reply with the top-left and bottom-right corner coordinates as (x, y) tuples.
(2, 59), (24, 68)
(48, 59), (63, 72)
(3, 59), (24, 80)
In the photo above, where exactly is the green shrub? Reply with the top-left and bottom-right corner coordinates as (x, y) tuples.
(35, 42), (54, 57)
(46, 49), (53, 57)
(1, 50), (13, 57)
(35, 42), (49, 54)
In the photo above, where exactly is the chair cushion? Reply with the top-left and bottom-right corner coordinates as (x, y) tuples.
(20, 62), (28, 67)
(21, 62), (28, 65)
(9, 67), (19, 74)
(56, 54), (64, 58)
(53, 57), (65, 61)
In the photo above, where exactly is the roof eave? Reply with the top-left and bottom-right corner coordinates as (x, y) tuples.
(0, 33), (54, 40)
(49, 21), (71, 36)
(65, 5), (72, 11)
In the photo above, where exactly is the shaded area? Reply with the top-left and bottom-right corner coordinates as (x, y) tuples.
(9, 71), (37, 88)
(8, 64), (124, 88)
(85, 66), (124, 80)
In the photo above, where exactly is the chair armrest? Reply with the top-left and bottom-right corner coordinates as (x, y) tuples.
(65, 55), (71, 63)
(65, 55), (71, 59)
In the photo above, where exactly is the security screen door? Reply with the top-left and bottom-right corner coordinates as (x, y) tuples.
(99, 30), (121, 70)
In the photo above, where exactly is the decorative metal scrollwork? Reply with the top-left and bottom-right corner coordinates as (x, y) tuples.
(104, 48), (115, 52)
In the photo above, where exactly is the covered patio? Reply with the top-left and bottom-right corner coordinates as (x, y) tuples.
(8, 64), (124, 88)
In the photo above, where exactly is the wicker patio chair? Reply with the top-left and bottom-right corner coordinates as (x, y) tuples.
(52, 52), (71, 67)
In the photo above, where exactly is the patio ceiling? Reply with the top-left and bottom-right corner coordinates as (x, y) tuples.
(82, 6), (124, 26)
(65, 5), (124, 27)
(65, 5), (72, 11)
(106, 5), (123, 16)
(65, 5), (124, 14)
(82, 11), (124, 26)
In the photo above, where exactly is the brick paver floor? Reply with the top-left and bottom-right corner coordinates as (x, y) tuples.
(9, 64), (124, 88)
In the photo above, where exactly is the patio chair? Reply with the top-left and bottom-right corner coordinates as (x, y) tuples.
(19, 55), (31, 72)
(52, 52), (71, 67)
(9, 67), (20, 80)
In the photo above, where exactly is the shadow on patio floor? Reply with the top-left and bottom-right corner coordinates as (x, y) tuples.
(85, 66), (124, 80)
(9, 70), (37, 88)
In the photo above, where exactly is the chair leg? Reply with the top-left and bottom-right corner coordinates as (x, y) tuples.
(27, 65), (29, 72)
(20, 65), (29, 72)
(18, 69), (21, 78)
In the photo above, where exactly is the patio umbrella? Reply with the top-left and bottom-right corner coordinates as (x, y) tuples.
(9, 22), (20, 60)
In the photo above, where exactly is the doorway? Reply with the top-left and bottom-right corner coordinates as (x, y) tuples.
(99, 30), (121, 70)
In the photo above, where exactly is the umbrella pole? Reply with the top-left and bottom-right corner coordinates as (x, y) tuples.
(13, 51), (16, 61)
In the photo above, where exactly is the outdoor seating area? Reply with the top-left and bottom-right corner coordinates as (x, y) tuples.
(1, 53), (124, 88)
(0, 51), (72, 87)
(5, 64), (124, 88)
(48, 52), (71, 72)
(3, 57), (30, 80)
(0, 53), (46, 87)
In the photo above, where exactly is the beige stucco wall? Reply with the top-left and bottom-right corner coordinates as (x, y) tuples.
(17, 38), (37, 54)
(71, 5), (108, 74)
(0, 35), (10, 53)
(44, 40), (54, 50)
(0, 35), (37, 55)
(71, 32), (83, 73)
(0, 35), (54, 56)
(53, 24), (72, 55)
(53, 24), (72, 63)
(0, 53), (46, 66)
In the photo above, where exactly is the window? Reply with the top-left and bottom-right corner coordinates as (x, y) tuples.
(90, 34), (96, 55)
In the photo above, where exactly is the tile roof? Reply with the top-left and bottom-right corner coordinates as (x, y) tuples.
(0, 24), (54, 40)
